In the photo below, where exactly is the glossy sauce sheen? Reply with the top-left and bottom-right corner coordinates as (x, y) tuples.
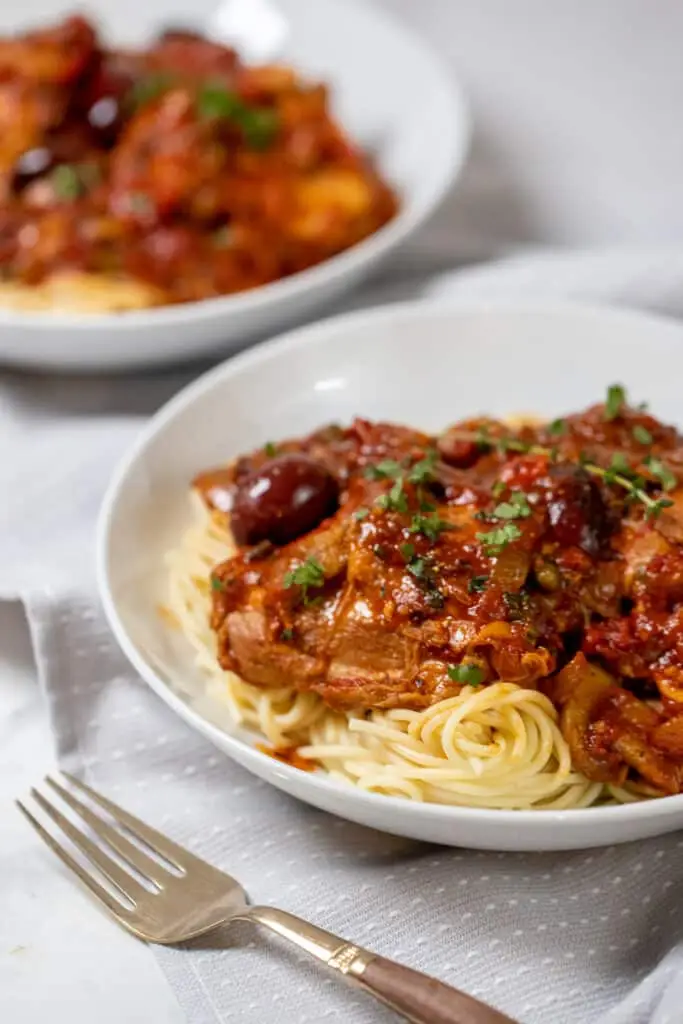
(0, 16), (397, 306)
(197, 400), (683, 795)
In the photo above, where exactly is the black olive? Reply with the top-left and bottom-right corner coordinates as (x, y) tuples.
(12, 147), (55, 191)
(546, 465), (608, 555)
(87, 95), (123, 147)
(230, 454), (339, 547)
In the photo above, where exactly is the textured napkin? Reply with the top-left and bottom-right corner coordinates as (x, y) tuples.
(4, 252), (683, 1024)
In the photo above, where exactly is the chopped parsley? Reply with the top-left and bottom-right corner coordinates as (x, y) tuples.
(51, 164), (84, 201)
(376, 478), (408, 514)
(468, 575), (489, 594)
(406, 556), (430, 580)
(409, 511), (450, 542)
(129, 72), (176, 108)
(632, 424), (653, 445)
(548, 418), (567, 436)
(363, 459), (403, 481)
(491, 491), (532, 521)
(264, 441), (278, 457)
(447, 663), (485, 686)
(196, 84), (279, 149)
(210, 576), (225, 592)
(353, 506), (370, 521)
(283, 557), (325, 603)
(491, 480), (506, 499)
(644, 456), (677, 492)
(280, 627), (294, 641)
(605, 383), (627, 421)
(407, 449), (438, 484)
(476, 522), (523, 556)
(400, 542), (416, 561)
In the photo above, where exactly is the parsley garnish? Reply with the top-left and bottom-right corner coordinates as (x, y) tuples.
(376, 478), (408, 514)
(491, 480), (506, 499)
(476, 522), (523, 555)
(632, 424), (653, 445)
(196, 84), (279, 149)
(548, 418), (567, 436)
(364, 459), (403, 481)
(400, 542), (415, 561)
(210, 577), (224, 592)
(407, 449), (438, 484)
(264, 441), (278, 457)
(353, 506), (370, 521)
(51, 165), (84, 201)
(409, 511), (450, 542)
(406, 556), (430, 580)
(492, 491), (532, 521)
(468, 575), (489, 594)
(605, 384), (627, 421)
(280, 627), (294, 641)
(447, 663), (485, 686)
(644, 456), (677, 492)
(129, 72), (176, 108)
(283, 557), (325, 603)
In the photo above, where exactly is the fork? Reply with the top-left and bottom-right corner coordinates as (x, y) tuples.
(18, 774), (518, 1024)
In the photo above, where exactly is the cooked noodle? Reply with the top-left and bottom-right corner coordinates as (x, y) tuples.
(164, 493), (638, 810)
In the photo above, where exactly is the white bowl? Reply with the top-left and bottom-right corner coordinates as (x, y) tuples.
(0, 0), (468, 372)
(98, 299), (683, 851)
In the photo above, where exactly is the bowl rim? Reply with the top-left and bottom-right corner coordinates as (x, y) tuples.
(97, 296), (683, 831)
(0, 0), (470, 331)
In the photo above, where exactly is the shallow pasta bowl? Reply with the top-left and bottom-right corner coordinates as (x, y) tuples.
(97, 299), (683, 850)
(0, 0), (467, 372)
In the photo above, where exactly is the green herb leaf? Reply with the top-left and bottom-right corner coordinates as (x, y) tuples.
(210, 576), (224, 592)
(353, 506), (370, 521)
(548, 418), (567, 436)
(280, 627), (294, 641)
(447, 663), (485, 685)
(644, 456), (677, 492)
(407, 449), (438, 484)
(468, 575), (489, 594)
(283, 557), (325, 603)
(129, 72), (176, 108)
(264, 441), (278, 457)
(491, 480), (506, 499)
(632, 424), (653, 445)
(400, 542), (415, 561)
(51, 165), (84, 201)
(407, 556), (430, 580)
(409, 511), (451, 542)
(196, 84), (278, 149)
(476, 522), (523, 556)
(491, 491), (532, 521)
(605, 384), (627, 421)
(364, 459), (403, 481)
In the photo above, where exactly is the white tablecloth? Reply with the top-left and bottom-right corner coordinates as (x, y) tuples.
(5, 3), (683, 1023)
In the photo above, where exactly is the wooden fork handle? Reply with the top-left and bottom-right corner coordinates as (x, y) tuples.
(245, 906), (517, 1024)
(354, 954), (518, 1024)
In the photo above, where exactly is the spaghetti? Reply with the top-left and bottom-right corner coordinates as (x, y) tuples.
(165, 493), (625, 810)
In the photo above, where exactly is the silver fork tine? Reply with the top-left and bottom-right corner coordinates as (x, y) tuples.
(16, 799), (137, 918)
(28, 788), (148, 905)
(45, 776), (169, 888)
(62, 772), (196, 872)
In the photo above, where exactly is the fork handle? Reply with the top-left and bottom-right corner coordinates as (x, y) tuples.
(353, 955), (516, 1024)
(244, 906), (517, 1024)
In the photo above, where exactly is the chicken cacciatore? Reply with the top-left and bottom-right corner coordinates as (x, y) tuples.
(196, 389), (683, 795)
